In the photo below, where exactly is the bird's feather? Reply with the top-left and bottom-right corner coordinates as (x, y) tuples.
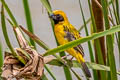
(63, 25), (84, 57)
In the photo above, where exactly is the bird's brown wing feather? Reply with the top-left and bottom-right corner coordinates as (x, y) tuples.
(63, 25), (84, 57)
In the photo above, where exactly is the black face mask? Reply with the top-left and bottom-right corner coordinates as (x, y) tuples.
(50, 14), (64, 24)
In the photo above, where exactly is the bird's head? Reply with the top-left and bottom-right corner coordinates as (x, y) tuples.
(49, 10), (69, 24)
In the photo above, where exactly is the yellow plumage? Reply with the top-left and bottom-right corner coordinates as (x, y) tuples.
(54, 23), (85, 62)
(50, 10), (91, 77)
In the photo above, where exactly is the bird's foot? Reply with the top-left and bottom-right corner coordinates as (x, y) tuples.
(70, 56), (74, 61)
(61, 54), (70, 59)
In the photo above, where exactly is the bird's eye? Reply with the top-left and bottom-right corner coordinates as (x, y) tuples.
(56, 14), (64, 21)
(56, 14), (61, 18)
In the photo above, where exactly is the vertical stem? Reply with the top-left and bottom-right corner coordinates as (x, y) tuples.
(115, 0), (120, 22)
(0, 0), (18, 27)
(115, 0), (120, 69)
(87, 0), (106, 80)
(91, 0), (106, 64)
(78, 0), (98, 80)
(101, 0), (117, 79)
(22, 0), (36, 48)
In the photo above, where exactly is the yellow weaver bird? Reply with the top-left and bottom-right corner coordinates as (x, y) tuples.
(50, 10), (91, 78)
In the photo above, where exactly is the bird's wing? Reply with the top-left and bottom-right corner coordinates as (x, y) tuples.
(63, 24), (84, 57)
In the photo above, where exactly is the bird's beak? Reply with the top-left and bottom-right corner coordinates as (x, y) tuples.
(49, 13), (56, 20)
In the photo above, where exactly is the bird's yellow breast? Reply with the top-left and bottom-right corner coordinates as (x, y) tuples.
(54, 24), (67, 45)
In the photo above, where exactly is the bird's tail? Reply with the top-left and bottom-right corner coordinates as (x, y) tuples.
(76, 54), (91, 78)
(81, 62), (91, 78)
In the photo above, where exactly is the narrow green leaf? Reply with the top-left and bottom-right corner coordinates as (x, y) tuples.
(109, 0), (120, 72)
(101, 0), (118, 80)
(87, 0), (106, 79)
(0, 0), (24, 48)
(118, 33), (120, 68)
(0, 0), (18, 27)
(114, 0), (120, 70)
(111, 0), (119, 24)
(71, 69), (81, 80)
(78, 0), (97, 80)
(22, 0), (36, 48)
(115, 0), (120, 22)
(41, 74), (48, 80)
(78, 18), (91, 32)
(73, 61), (110, 71)
(62, 65), (72, 80)
(1, 6), (25, 64)
(43, 24), (120, 56)
(16, 48), (31, 60)
(19, 25), (49, 50)
(40, 0), (52, 14)
(44, 65), (56, 80)
(106, 56), (111, 80)
(48, 59), (120, 75)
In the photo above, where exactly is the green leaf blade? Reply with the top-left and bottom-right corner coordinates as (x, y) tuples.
(22, 0), (36, 47)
